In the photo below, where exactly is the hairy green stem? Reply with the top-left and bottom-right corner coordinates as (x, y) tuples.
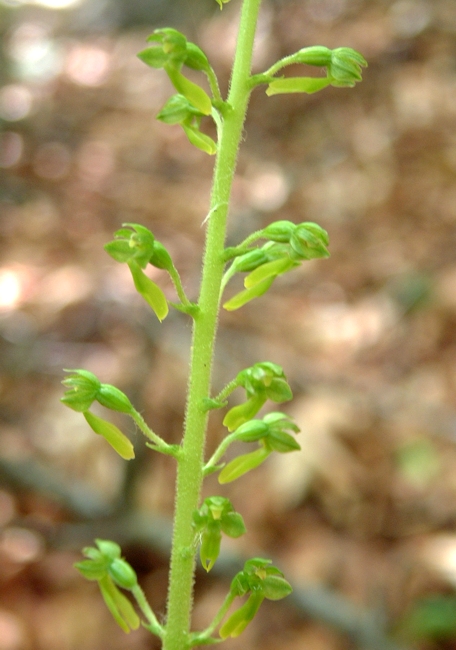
(163, 1), (262, 648)
(131, 584), (164, 637)
(167, 265), (193, 308)
(203, 431), (240, 475)
(130, 409), (180, 457)
(212, 378), (240, 406)
(190, 592), (236, 645)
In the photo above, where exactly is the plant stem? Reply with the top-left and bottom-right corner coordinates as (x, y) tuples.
(131, 584), (164, 637)
(162, 1), (262, 648)
(130, 409), (176, 451)
(203, 432), (239, 475)
(190, 592), (236, 645)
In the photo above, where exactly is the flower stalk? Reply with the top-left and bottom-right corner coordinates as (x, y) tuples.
(163, 1), (262, 647)
(63, 0), (366, 646)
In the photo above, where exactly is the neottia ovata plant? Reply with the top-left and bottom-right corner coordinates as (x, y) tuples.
(61, 1), (366, 648)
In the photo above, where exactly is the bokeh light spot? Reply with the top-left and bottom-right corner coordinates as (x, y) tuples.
(65, 43), (111, 87)
(0, 270), (22, 310)
(0, 132), (23, 168)
(0, 84), (33, 121)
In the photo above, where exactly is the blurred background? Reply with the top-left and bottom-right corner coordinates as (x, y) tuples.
(2, 0), (456, 648)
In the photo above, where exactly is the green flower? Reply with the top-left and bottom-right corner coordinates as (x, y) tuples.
(61, 369), (100, 412)
(223, 362), (293, 431)
(104, 223), (155, 269)
(156, 94), (204, 125)
(61, 370), (134, 414)
(218, 412), (300, 483)
(75, 540), (140, 633)
(138, 29), (213, 114)
(328, 47), (367, 87)
(193, 497), (246, 571)
(223, 222), (329, 310)
(220, 559), (292, 638)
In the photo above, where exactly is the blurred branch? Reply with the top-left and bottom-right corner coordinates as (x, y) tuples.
(0, 456), (112, 520)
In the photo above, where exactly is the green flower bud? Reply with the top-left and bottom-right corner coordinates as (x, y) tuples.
(230, 248), (269, 273)
(290, 222), (329, 259)
(265, 410), (299, 429)
(232, 412), (300, 453)
(97, 385), (134, 414)
(263, 411), (298, 427)
(294, 45), (332, 67)
(83, 411), (135, 460)
(328, 48), (367, 87)
(232, 419), (269, 442)
(149, 241), (174, 271)
(331, 60), (362, 84)
(108, 558), (138, 590)
(128, 261), (169, 321)
(218, 446), (270, 484)
(301, 221), (329, 245)
(63, 368), (100, 387)
(261, 220), (296, 243)
(266, 76), (331, 96)
(333, 47), (367, 67)
(182, 124), (217, 155)
(215, 0), (231, 8)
